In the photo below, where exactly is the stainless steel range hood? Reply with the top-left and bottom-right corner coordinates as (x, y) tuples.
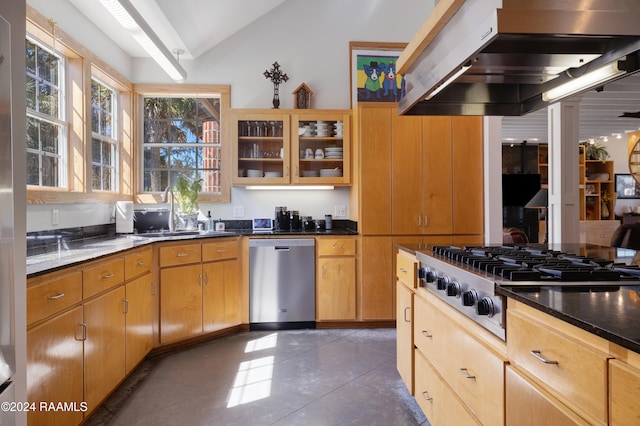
(397, 0), (640, 116)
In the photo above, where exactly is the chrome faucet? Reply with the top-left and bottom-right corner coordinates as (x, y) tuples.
(162, 185), (177, 232)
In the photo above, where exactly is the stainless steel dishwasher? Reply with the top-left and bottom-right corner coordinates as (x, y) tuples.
(249, 238), (315, 330)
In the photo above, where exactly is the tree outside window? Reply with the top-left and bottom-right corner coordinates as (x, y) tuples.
(142, 97), (222, 194)
(25, 38), (66, 187)
(91, 79), (118, 191)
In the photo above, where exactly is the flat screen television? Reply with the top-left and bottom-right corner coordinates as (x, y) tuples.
(615, 174), (640, 199)
(502, 174), (541, 206)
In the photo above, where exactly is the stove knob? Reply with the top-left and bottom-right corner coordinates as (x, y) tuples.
(462, 289), (478, 306)
(477, 297), (495, 317)
(425, 269), (437, 283)
(418, 267), (427, 280)
(446, 281), (461, 297)
(436, 275), (450, 291)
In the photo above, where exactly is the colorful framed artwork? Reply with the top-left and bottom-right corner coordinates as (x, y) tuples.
(349, 41), (407, 106)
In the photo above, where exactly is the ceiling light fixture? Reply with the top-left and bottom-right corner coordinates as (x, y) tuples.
(245, 185), (335, 191)
(425, 64), (471, 100)
(98, 0), (187, 82)
(542, 61), (625, 102)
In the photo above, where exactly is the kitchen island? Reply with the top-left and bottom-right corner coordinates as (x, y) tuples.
(397, 243), (640, 425)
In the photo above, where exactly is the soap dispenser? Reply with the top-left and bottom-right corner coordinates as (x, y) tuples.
(206, 211), (214, 231)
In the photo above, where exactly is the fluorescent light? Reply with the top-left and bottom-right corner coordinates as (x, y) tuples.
(245, 186), (334, 191)
(425, 64), (471, 100)
(98, 0), (187, 82)
(542, 61), (625, 102)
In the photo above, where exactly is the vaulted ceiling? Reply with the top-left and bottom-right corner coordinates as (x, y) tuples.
(66, 0), (640, 144)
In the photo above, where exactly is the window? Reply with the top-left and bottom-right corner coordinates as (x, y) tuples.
(91, 79), (118, 191)
(142, 96), (223, 194)
(25, 37), (66, 188)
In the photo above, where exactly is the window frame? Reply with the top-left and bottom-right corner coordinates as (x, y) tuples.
(134, 84), (231, 205)
(26, 6), (134, 204)
(90, 77), (119, 192)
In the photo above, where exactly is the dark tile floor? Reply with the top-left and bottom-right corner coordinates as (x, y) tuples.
(85, 328), (429, 426)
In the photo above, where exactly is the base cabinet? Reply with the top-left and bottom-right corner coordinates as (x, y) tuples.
(506, 365), (590, 426)
(27, 307), (85, 426)
(125, 273), (154, 373)
(84, 286), (126, 411)
(609, 359), (640, 425)
(316, 237), (356, 321)
(396, 281), (414, 395)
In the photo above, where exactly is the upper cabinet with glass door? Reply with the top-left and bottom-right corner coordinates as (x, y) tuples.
(231, 109), (351, 186)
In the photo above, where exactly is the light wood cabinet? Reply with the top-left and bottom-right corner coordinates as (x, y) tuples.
(414, 349), (480, 426)
(609, 359), (640, 425)
(316, 237), (356, 321)
(159, 238), (241, 343)
(396, 278), (414, 395)
(125, 273), (154, 374)
(83, 286), (126, 411)
(82, 257), (124, 299)
(359, 236), (393, 320)
(27, 306), (84, 426)
(27, 270), (82, 325)
(506, 365), (590, 426)
(231, 109), (351, 186)
(507, 302), (610, 425)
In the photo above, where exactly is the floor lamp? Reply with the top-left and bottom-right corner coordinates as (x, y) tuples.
(525, 188), (548, 243)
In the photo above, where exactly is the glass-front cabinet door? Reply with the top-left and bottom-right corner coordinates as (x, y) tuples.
(232, 111), (290, 185)
(292, 110), (351, 185)
(231, 109), (351, 186)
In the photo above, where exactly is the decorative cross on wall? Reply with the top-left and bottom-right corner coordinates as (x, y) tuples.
(263, 61), (289, 109)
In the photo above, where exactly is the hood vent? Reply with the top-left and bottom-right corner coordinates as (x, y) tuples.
(397, 0), (640, 116)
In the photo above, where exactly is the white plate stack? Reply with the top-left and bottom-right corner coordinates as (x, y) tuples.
(315, 121), (328, 137)
(320, 168), (343, 177)
(334, 121), (343, 137)
(264, 171), (283, 178)
(302, 170), (320, 177)
(324, 146), (343, 159)
(247, 169), (264, 178)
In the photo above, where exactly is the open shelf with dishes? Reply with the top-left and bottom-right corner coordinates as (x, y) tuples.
(231, 109), (351, 186)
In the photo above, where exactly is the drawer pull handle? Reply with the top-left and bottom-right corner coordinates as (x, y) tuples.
(399, 268), (407, 273)
(216, 249), (226, 253)
(403, 306), (411, 323)
(136, 260), (146, 265)
(421, 330), (432, 338)
(459, 368), (476, 380)
(332, 244), (344, 249)
(48, 293), (65, 300)
(176, 253), (189, 257)
(102, 273), (115, 279)
(76, 323), (87, 341)
(421, 391), (433, 401)
(530, 350), (559, 365)
(123, 299), (129, 314)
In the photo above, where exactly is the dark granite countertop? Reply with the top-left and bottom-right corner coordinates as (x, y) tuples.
(497, 285), (640, 354)
(27, 226), (357, 277)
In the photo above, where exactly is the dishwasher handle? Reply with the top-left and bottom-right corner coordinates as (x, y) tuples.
(275, 246), (291, 251)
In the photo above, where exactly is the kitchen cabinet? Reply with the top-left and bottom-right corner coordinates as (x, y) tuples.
(159, 238), (241, 344)
(609, 359), (640, 425)
(505, 365), (590, 426)
(316, 237), (356, 321)
(507, 300), (610, 425)
(396, 251), (415, 395)
(231, 109), (351, 186)
(27, 306), (84, 426)
(84, 286), (126, 411)
(353, 104), (483, 322)
(581, 146), (615, 221)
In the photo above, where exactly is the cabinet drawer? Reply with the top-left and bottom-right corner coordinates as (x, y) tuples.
(396, 251), (417, 288)
(507, 309), (609, 425)
(124, 247), (153, 280)
(506, 365), (590, 426)
(414, 349), (480, 426)
(27, 271), (82, 325)
(317, 238), (355, 256)
(202, 239), (239, 262)
(83, 257), (125, 299)
(414, 292), (505, 426)
(609, 359), (640, 426)
(159, 242), (202, 267)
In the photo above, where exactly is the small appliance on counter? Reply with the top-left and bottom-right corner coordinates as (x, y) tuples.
(134, 208), (170, 233)
(115, 201), (134, 233)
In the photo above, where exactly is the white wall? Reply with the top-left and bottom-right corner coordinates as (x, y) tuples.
(25, 0), (434, 232)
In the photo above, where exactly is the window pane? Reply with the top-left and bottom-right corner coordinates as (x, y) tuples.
(37, 47), (59, 84)
(92, 138), (101, 162)
(26, 40), (36, 75)
(26, 152), (40, 185)
(102, 167), (112, 191)
(26, 116), (39, 150)
(41, 121), (58, 153)
(144, 146), (168, 169)
(26, 76), (36, 110)
(92, 164), (101, 189)
(41, 155), (59, 187)
(102, 141), (113, 165)
(143, 169), (169, 192)
(168, 146), (198, 171)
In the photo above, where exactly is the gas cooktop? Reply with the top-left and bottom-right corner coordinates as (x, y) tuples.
(431, 245), (640, 285)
